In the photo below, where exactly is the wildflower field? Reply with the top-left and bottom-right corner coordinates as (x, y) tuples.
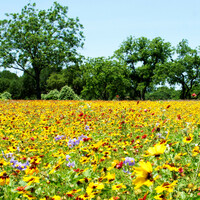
(1, 100), (200, 200)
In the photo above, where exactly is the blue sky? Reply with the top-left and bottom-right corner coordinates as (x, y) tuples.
(0, 0), (200, 58)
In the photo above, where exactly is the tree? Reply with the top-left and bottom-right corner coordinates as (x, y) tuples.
(81, 57), (131, 100)
(8, 80), (22, 99)
(62, 58), (85, 95)
(46, 72), (66, 91)
(0, 2), (84, 99)
(114, 36), (173, 100)
(156, 39), (200, 99)
(0, 70), (19, 93)
(145, 86), (180, 100)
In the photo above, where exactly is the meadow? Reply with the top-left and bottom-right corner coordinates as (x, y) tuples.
(0, 100), (200, 200)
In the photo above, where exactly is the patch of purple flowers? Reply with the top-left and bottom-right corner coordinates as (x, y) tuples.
(68, 134), (88, 148)
(66, 155), (75, 168)
(10, 157), (29, 171)
(54, 135), (65, 141)
(123, 157), (135, 166)
(66, 161), (75, 168)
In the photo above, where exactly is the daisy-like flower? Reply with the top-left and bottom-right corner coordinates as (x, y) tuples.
(23, 176), (40, 185)
(155, 180), (178, 194)
(192, 146), (200, 156)
(183, 133), (193, 143)
(132, 161), (154, 189)
(103, 172), (115, 183)
(0, 171), (9, 186)
(112, 183), (126, 190)
(49, 159), (64, 174)
(86, 182), (104, 198)
(145, 143), (166, 157)
(154, 194), (171, 200)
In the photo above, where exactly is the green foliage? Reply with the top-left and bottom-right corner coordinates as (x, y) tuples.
(81, 57), (131, 100)
(0, 2), (84, 99)
(114, 36), (173, 100)
(46, 73), (66, 91)
(42, 89), (59, 100)
(0, 91), (12, 100)
(155, 39), (200, 99)
(0, 78), (10, 93)
(145, 87), (180, 100)
(8, 80), (22, 99)
(62, 59), (85, 95)
(0, 70), (19, 93)
(0, 70), (18, 79)
(58, 85), (80, 100)
(20, 71), (36, 99)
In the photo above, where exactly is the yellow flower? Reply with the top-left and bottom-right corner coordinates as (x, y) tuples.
(145, 143), (166, 157)
(154, 194), (172, 200)
(49, 159), (64, 174)
(23, 176), (40, 185)
(112, 183), (126, 190)
(132, 161), (154, 189)
(0, 171), (9, 186)
(25, 166), (39, 175)
(192, 146), (200, 156)
(103, 172), (115, 183)
(0, 158), (9, 166)
(52, 195), (61, 200)
(155, 180), (178, 194)
(22, 194), (36, 200)
(183, 133), (193, 143)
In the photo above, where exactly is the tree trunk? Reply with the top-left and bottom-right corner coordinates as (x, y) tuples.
(34, 67), (41, 100)
(141, 87), (146, 100)
(181, 83), (185, 99)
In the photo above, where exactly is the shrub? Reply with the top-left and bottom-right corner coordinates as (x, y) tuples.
(41, 89), (59, 100)
(58, 85), (80, 100)
(0, 91), (12, 100)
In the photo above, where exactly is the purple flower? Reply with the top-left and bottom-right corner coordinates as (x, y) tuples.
(85, 125), (90, 131)
(2, 151), (13, 159)
(66, 155), (71, 162)
(123, 168), (131, 174)
(10, 157), (18, 165)
(66, 161), (75, 168)
(68, 135), (88, 148)
(54, 135), (64, 141)
(2, 151), (6, 159)
(68, 139), (76, 148)
(10, 158), (29, 171)
(156, 133), (165, 139)
(124, 157), (135, 166)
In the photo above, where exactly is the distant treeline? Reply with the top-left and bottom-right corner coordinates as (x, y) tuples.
(0, 2), (199, 100)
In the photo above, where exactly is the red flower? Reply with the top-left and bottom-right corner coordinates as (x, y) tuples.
(138, 192), (148, 200)
(152, 127), (155, 133)
(166, 105), (171, 109)
(78, 112), (84, 117)
(16, 186), (27, 191)
(67, 194), (74, 197)
(178, 167), (184, 173)
(83, 137), (91, 142)
(115, 161), (123, 169)
(141, 134), (147, 139)
(192, 93), (197, 97)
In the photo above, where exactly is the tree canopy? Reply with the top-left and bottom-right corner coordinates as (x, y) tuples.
(114, 36), (173, 99)
(0, 2), (84, 99)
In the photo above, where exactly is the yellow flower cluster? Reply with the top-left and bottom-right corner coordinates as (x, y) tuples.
(0, 100), (200, 199)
